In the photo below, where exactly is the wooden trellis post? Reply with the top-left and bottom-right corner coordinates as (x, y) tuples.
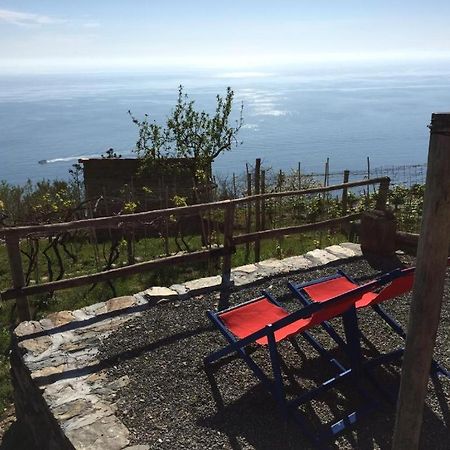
(392, 112), (450, 449)
(5, 233), (31, 322)
(342, 169), (350, 214)
(245, 172), (252, 261)
(261, 170), (266, 231)
(254, 158), (261, 262)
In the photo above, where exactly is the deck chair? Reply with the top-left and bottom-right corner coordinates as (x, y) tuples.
(204, 269), (405, 446)
(288, 263), (450, 378)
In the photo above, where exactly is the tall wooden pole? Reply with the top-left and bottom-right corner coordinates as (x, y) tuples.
(219, 202), (236, 310)
(392, 113), (450, 449)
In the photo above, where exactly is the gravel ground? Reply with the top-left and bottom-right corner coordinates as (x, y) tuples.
(99, 255), (450, 449)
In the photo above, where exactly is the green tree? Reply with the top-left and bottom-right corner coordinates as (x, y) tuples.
(129, 85), (243, 188)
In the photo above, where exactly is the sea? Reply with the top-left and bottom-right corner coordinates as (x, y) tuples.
(1, 59), (450, 185)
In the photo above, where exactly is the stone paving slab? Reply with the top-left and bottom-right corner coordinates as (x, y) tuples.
(304, 248), (341, 266)
(11, 243), (362, 450)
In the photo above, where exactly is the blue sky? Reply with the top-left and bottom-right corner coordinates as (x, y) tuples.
(1, 1), (450, 73)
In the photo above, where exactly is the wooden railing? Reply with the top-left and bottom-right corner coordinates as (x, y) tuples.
(0, 177), (390, 320)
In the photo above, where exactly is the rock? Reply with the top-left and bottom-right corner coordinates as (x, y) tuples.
(14, 321), (44, 337)
(280, 255), (310, 271)
(45, 311), (76, 327)
(144, 286), (178, 298)
(83, 302), (107, 316)
(257, 259), (288, 275)
(19, 336), (52, 355)
(72, 309), (94, 321)
(304, 249), (340, 266)
(325, 244), (357, 259)
(53, 398), (93, 421)
(31, 364), (66, 379)
(339, 242), (363, 256)
(168, 284), (189, 297)
(232, 263), (258, 274)
(106, 296), (136, 312)
(65, 414), (130, 449)
(184, 275), (222, 293)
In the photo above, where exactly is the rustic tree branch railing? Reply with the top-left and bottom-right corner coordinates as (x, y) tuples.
(232, 213), (361, 245)
(0, 176), (390, 321)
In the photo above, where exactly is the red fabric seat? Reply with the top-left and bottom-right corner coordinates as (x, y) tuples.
(219, 298), (308, 345)
(219, 294), (363, 346)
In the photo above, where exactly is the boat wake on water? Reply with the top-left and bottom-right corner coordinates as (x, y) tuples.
(38, 154), (101, 165)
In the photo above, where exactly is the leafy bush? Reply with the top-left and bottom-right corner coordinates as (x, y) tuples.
(129, 86), (243, 195)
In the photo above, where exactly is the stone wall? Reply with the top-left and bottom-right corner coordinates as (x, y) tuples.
(11, 342), (74, 450)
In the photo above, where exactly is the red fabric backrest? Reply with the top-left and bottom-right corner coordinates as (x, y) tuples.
(303, 277), (358, 302)
(372, 272), (414, 305)
(304, 271), (415, 309)
(308, 291), (363, 327)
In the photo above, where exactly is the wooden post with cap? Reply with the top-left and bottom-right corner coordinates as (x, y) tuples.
(392, 112), (450, 449)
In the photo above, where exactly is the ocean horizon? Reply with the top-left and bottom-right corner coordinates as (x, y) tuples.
(2, 59), (450, 185)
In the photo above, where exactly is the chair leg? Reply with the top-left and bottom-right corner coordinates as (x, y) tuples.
(267, 327), (287, 419)
(341, 306), (363, 377)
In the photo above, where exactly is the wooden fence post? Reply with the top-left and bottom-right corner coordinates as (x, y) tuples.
(163, 186), (170, 256)
(5, 234), (31, 322)
(392, 112), (450, 449)
(323, 158), (328, 187)
(375, 177), (390, 210)
(342, 169), (350, 214)
(261, 170), (266, 231)
(245, 173), (252, 261)
(254, 158), (261, 262)
(219, 202), (236, 309)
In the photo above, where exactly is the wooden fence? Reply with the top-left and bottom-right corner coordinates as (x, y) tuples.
(0, 176), (390, 321)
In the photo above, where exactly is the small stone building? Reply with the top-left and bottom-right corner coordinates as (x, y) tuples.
(79, 158), (211, 216)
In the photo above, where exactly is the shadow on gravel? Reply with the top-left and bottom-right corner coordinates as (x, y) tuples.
(201, 348), (450, 450)
(198, 381), (311, 450)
